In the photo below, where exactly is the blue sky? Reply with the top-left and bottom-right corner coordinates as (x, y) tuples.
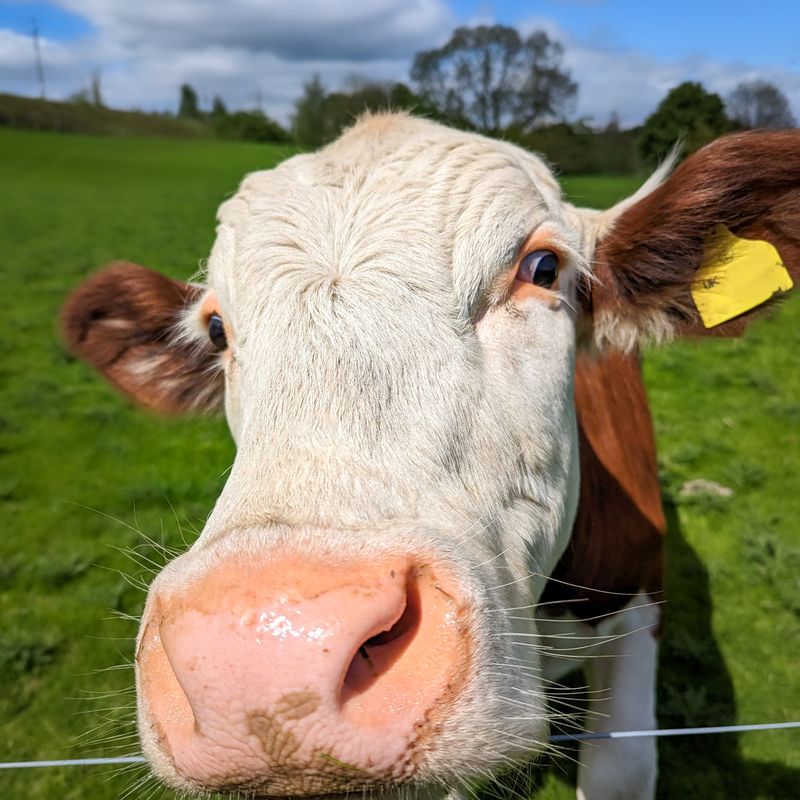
(1, 2), (92, 39)
(1, 0), (798, 126)
(454, 0), (800, 67)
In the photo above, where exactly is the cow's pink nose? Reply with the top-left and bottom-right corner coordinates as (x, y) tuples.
(137, 553), (468, 793)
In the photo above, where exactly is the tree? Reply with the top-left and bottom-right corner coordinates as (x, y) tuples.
(291, 75), (441, 149)
(410, 24), (577, 133)
(178, 83), (200, 118)
(727, 80), (796, 129)
(292, 74), (330, 149)
(639, 82), (729, 166)
(68, 71), (104, 107)
(214, 109), (289, 143)
(211, 95), (228, 118)
(505, 120), (640, 175)
(90, 70), (103, 108)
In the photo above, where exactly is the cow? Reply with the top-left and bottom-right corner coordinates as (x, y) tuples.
(62, 113), (799, 800)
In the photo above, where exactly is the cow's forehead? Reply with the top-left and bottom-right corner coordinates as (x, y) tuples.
(208, 113), (574, 324)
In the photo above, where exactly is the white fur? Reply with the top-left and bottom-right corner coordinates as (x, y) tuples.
(540, 593), (661, 800)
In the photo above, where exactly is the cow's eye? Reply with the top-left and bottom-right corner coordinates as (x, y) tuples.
(208, 313), (228, 350)
(518, 250), (559, 288)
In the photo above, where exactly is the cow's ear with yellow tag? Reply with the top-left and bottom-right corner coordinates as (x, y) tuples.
(582, 130), (800, 352)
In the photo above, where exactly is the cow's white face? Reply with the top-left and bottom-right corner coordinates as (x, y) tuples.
(137, 114), (585, 794)
(62, 115), (799, 798)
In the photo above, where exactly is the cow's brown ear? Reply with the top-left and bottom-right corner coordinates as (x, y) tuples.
(62, 262), (224, 414)
(588, 130), (800, 351)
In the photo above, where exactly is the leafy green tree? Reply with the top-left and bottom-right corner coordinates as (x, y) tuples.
(505, 120), (641, 175)
(292, 74), (330, 149)
(324, 82), (393, 136)
(90, 71), (103, 108)
(68, 71), (104, 108)
(211, 95), (228, 118)
(67, 87), (91, 105)
(291, 75), (449, 149)
(178, 83), (200, 118)
(214, 109), (289, 143)
(727, 80), (796, 129)
(411, 24), (576, 133)
(639, 81), (729, 166)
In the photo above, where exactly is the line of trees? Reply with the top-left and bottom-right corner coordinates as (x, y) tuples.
(287, 24), (797, 172)
(177, 83), (290, 143)
(63, 23), (796, 171)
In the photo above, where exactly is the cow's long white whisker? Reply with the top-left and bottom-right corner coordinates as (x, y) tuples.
(70, 685), (136, 698)
(67, 501), (149, 540)
(455, 513), (500, 547)
(83, 661), (134, 675)
(484, 672), (610, 698)
(500, 694), (607, 719)
(103, 609), (141, 623)
(507, 621), (655, 653)
(111, 544), (164, 575)
(489, 571), (657, 596)
(493, 597), (665, 623)
(487, 598), (589, 612)
(93, 562), (149, 591)
(164, 497), (195, 554)
(71, 703), (136, 716)
(501, 630), (633, 640)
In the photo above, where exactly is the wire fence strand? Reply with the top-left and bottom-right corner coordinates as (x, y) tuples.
(2, 722), (798, 769)
(549, 721), (800, 743)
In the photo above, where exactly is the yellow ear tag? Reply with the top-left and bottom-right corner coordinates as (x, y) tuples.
(692, 224), (793, 328)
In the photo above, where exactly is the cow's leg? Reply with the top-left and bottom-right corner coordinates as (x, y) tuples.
(575, 593), (660, 800)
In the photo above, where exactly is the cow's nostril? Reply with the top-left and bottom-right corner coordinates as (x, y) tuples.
(342, 573), (422, 702)
(363, 580), (420, 647)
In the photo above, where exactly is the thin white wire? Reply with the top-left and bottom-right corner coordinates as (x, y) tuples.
(549, 721), (800, 743)
(2, 722), (798, 769)
(0, 756), (146, 769)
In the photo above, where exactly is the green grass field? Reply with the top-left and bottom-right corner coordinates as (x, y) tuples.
(1, 128), (798, 799)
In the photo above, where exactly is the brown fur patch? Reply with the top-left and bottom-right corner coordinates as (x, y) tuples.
(61, 262), (223, 413)
(589, 130), (800, 347)
(542, 351), (665, 620)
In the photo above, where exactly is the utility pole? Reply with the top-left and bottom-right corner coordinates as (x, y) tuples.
(31, 18), (46, 99)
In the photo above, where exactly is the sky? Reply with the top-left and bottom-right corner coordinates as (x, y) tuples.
(1, 0), (798, 128)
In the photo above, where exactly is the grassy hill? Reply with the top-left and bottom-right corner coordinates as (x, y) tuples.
(0, 93), (213, 138)
(0, 128), (798, 799)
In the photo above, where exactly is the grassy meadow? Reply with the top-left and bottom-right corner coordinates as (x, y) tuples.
(0, 127), (798, 799)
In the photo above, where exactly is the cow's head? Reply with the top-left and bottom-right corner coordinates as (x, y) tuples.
(62, 114), (799, 797)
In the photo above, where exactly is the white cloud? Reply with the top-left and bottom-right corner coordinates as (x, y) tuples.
(56, 0), (455, 60)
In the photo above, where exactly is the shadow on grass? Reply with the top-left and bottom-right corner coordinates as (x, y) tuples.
(657, 499), (800, 799)
(479, 499), (799, 800)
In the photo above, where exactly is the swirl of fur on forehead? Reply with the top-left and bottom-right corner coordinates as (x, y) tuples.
(174, 114), (589, 585)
